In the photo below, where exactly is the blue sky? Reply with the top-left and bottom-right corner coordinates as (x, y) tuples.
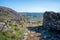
(0, 0), (60, 12)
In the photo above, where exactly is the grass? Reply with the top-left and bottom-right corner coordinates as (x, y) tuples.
(0, 28), (25, 40)
(0, 17), (43, 40)
(23, 22), (42, 27)
(0, 21), (42, 40)
(0, 32), (5, 40)
(0, 22), (25, 40)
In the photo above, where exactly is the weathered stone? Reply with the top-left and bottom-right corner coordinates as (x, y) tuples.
(43, 11), (60, 30)
(0, 22), (9, 32)
(24, 32), (28, 36)
(42, 11), (60, 40)
(17, 24), (22, 28)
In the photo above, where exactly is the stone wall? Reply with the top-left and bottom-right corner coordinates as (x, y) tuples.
(43, 11), (60, 31)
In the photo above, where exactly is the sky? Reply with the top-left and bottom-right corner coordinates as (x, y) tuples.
(0, 0), (60, 12)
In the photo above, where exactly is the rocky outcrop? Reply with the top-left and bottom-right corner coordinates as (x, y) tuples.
(42, 11), (60, 40)
(43, 11), (60, 30)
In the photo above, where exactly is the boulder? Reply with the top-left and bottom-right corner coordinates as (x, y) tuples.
(0, 22), (9, 32)
(43, 11), (60, 30)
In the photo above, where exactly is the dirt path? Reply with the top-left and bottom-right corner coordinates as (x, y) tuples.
(26, 32), (41, 40)
(23, 28), (41, 40)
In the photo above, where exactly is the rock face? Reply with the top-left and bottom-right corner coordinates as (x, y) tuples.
(42, 11), (60, 40)
(43, 11), (60, 30)
(0, 22), (9, 32)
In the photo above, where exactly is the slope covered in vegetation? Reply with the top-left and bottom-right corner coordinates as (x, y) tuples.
(0, 6), (28, 40)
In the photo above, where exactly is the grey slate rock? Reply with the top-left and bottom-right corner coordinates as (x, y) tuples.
(0, 22), (9, 32)
(42, 11), (60, 40)
(43, 11), (60, 30)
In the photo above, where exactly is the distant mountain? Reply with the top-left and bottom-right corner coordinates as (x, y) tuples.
(0, 6), (27, 22)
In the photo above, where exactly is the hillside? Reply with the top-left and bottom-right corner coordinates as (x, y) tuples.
(0, 6), (43, 40)
(0, 6), (27, 22)
(0, 6), (28, 40)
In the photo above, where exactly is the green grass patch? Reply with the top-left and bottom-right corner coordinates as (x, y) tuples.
(0, 22), (25, 40)
(0, 32), (5, 40)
